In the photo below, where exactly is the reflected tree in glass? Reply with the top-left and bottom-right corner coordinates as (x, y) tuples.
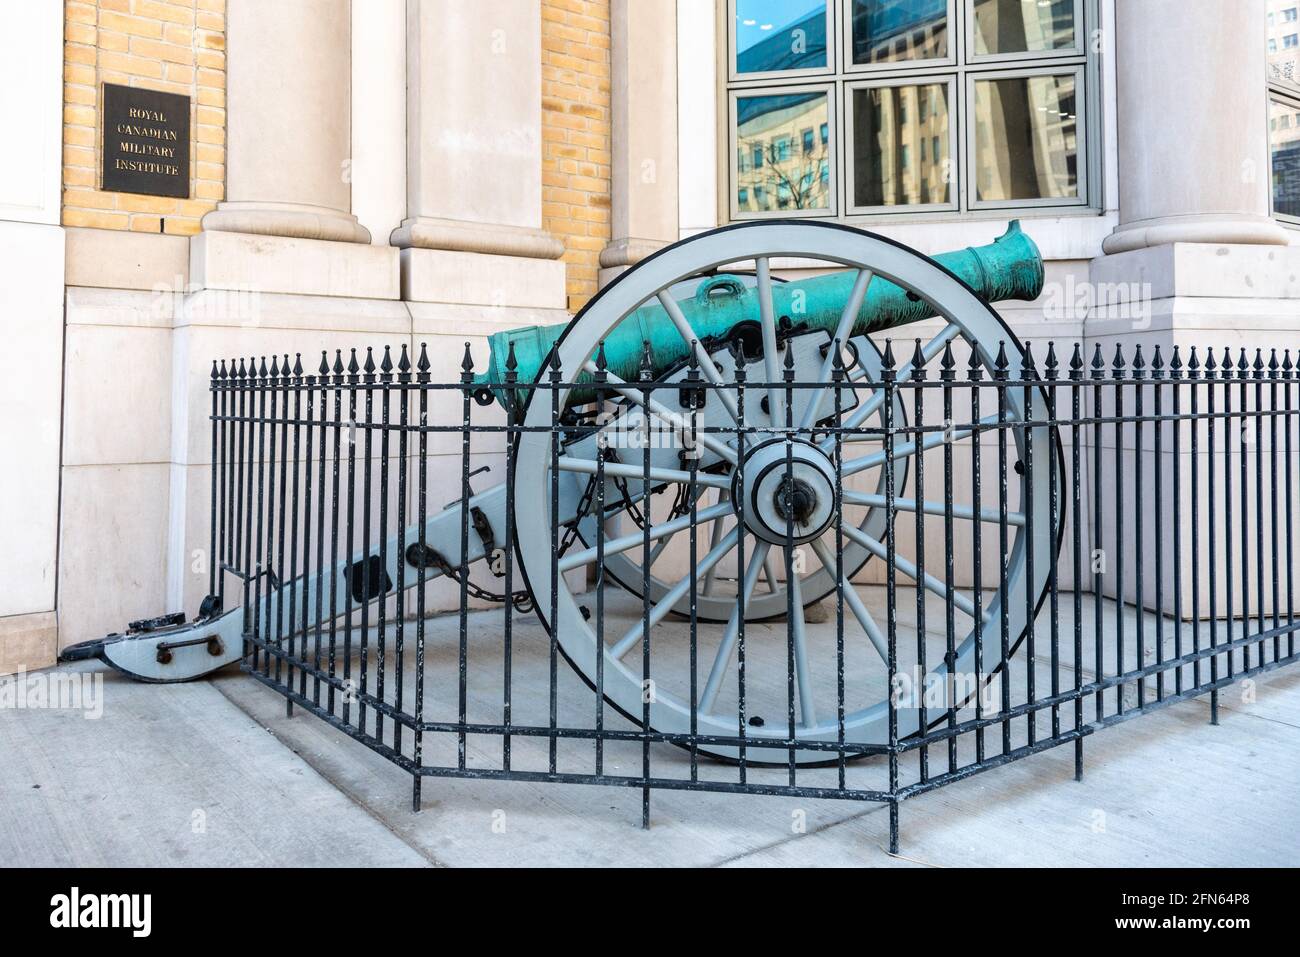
(736, 92), (831, 212)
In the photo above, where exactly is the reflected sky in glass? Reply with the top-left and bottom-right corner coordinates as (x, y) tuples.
(851, 0), (948, 64)
(736, 0), (828, 73)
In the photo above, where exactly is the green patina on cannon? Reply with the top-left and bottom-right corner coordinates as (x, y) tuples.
(475, 220), (1044, 400)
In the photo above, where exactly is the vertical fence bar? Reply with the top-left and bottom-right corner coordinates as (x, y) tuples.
(910, 341), (929, 781)
(883, 341), (900, 855)
(995, 343), (1011, 754)
(1069, 343), (1084, 778)
(287, 355), (304, 712)
(1022, 343), (1037, 744)
(376, 347), (393, 743)
(940, 340), (957, 774)
(458, 345), (474, 771)
(1044, 343), (1060, 741)
(1206, 349), (1220, 723)
(358, 348), (376, 734)
(503, 344), (519, 773)
(394, 345), (410, 756)
(412, 344), (430, 809)
(1132, 345), (1145, 708)
(1112, 345), (1126, 715)
(548, 351), (561, 776)
(1152, 347), (1165, 703)
(833, 342), (848, 788)
(734, 342), (748, 783)
(1090, 345), (1105, 721)
(969, 346), (985, 764)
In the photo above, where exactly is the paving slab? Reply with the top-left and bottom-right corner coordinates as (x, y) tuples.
(0, 662), (428, 867)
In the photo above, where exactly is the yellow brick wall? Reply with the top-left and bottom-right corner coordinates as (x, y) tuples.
(541, 0), (612, 313)
(63, 0), (225, 235)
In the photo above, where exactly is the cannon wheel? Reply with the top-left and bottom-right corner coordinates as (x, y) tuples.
(510, 220), (1058, 764)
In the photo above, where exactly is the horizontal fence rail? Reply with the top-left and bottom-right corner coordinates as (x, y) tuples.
(208, 338), (1300, 852)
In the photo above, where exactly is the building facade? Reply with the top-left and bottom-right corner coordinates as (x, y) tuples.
(1, 0), (1297, 675)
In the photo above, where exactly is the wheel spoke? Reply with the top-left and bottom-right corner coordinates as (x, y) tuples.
(581, 363), (738, 465)
(840, 523), (977, 618)
(755, 257), (785, 424)
(655, 290), (741, 423)
(839, 415), (1000, 477)
(763, 550), (781, 594)
(609, 528), (741, 659)
(700, 540), (771, 713)
(809, 538), (888, 662)
(702, 488), (732, 596)
(560, 501), (732, 573)
(785, 559), (816, 727)
(800, 268), (873, 430)
(557, 456), (730, 490)
(842, 491), (1025, 527)
(821, 322), (961, 454)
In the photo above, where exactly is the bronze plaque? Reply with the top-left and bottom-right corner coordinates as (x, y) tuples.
(101, 83), (191, 199)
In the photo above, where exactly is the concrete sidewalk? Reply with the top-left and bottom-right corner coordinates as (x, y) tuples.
(3, 605), (1298, 866)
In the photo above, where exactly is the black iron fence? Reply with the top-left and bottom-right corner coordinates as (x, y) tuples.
(208, 337), (1299, 852)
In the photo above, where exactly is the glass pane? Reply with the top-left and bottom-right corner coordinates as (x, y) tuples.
(973, 73), (1079, 202)
(1271, 98), (1300, 218)
(973, 0), (1076, 56)
(1268, 0), (1300, 93)
(851, 83), (952, 207)
(736, 91), (831, 212)
(850, 0), (948, 65)
(735, 0), (828, 74)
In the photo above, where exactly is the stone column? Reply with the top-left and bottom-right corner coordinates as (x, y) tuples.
(392, 0), (563, 260)
(201, 0), (369, 243)
(1102, 0), (1287, 253)
(599, 0), (679, 284)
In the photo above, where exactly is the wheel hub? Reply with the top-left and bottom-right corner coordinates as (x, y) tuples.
(733, 439), (837, 545)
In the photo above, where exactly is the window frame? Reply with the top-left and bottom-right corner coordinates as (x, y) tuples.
(729, 82), (840, 220)
(842, 73), (960, 214)
(840, 0), (958, 74)
(1268, 0), (1300, 225)
(964, 63), (1089, 212)
(722, 0), (1101, 226)
(965, 0), (1085, 65)
(1268, 90), (1300, 227)
(729, 0), (836, 83)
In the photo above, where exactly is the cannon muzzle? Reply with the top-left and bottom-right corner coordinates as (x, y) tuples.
(476, 220), (1043, 400)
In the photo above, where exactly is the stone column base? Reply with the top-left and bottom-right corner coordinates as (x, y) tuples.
(190, 230), (400, 300)
(202, 201), (372, 245)
(1102, 213), (1289, 255)
(0, 611), (58, 675)
(390, 217), (564, 261)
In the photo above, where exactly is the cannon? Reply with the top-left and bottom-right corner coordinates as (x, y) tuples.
(62, 219), (1057, 764)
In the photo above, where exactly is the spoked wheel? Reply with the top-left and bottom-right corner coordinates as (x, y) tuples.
(511, 221), (1058, 764)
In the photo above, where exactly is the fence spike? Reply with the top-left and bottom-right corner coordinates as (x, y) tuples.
(460, 341), (474, 375)
(397, 343), (411, 375)
(1254, 348), (1265, 375)
(417, 342), (431, 374)
(1044, 341), (1058, 380)
(1111, 342), (1125, 373)
(1187, 346), (1200, 377)
(784, 339), (797, 376)
(1151, 344), (1164, 377)
(1090, 342), (1105, 378)
(1284, 349), (1294, 377)
(1269, 348), (1279, 378)
(333, 349), (345, 377)
(210, 359), (219, 380)
(940, 337), (955, 378)
(293, 353), (303, 377)
(968, 342), (984, 380)
(1170, 344), (1183, 377)
(882, 338), (896, 373)
(364, 346), (376, 377)
(1132, 343), (1145, 378)
(219, 358), (228, 380)
(910, 338), (926, 380)
(1069, 342), (1084, 379)
(318, 351), (329, 377)
(1204, 347), (1217, 374)
(348, 348), (360, 377)
(639, 339), (653, 381)
(270, 354), (280, 378)
(380, 345), (393, 376)
(993, 340), (1008, 378)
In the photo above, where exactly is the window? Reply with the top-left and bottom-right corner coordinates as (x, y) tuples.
(727, 0), (1094, 220)
(1269, 0), (1300, 222)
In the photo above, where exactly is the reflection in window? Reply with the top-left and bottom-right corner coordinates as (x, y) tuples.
(736, 0), (828, 73)
(736, 91), (832, 212)
(973, 73), (1078, 202)
(973, 0), (1076, 56)
(852, 83), (951, 207)
(1270, 0), (1300, 89)
(851, 0), (948, 65)
(1271, 97), (1300, 218)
